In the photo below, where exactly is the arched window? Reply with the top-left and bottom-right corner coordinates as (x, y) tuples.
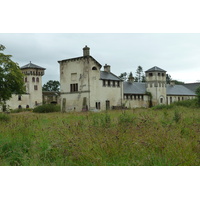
(36, 77), (39, 82)
(92, 66), (97, 70)
(25, 77), (27, 82)
(32, 77), (35, 82)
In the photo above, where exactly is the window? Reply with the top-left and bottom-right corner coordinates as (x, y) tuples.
(36, 77), (39, 82)
(170, 97), (172, 103)
(92, 67), (97, 70)
(117, 81), (120, 87)
(149, 73), (153, 77)
(34, 85), (38, 90)
(70, 83), (78, 92)
(18, 95), (21, 101)
(32, 77), (35, 82)
(107, 80), (111, 87)
(106, 100), (110, 110)
(158, 73), (160, 76)
(113, 81), (115, 87)
(35, 101), (38, 105)
(160, 97), (163, 103)
(103, 80), (106, 86)
(96, 102), (101, 110)
(25, 77), (27, 82)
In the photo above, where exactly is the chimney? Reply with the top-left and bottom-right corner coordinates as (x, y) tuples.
(83, 45), (90, 56)
(128, 76), (134, 83)
(170, 80), (175, 86)
(104, 64), (111, 73)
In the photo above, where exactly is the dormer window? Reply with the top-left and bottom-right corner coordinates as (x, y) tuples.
(92, 66), (97, 70)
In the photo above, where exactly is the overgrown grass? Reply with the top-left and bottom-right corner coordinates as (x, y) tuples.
(0, 106), (200, 166)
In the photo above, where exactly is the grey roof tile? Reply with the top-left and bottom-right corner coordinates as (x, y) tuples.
(123, 82), (146, 94)
(183, 83), (200, 93)
(100, 71), (121, 81)
(166, 85), (196, 96)
(21, 62), (46, 70)
(145, 66), (166, 72)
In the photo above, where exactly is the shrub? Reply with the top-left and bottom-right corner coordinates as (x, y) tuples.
(152, 104), (174, 110)
(33, 104), (60, 113)
(0, 113), (10, 122)
(173, 99), (197, 108)
(10, 108), (32, 113)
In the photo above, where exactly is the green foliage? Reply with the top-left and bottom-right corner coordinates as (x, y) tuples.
(10, 108), (32, 113)
(195, 86), (200, 106)
(33, 104), (60, 113)
(152, 104), (174, 110)
(135, 66), (145, 82)
(0, 113), (10, 122)
(42, 80), (60, 92)
(118, 72), (127, 81)
(0, 45), (25, 103)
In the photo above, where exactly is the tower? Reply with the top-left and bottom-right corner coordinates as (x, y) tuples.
(21, 62), (46, 108)
(145, 66), (167, 105)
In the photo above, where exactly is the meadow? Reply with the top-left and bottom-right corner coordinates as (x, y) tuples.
(0, 104), (200, 166)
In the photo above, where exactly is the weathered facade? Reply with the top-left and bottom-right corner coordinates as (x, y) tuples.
(59, 46), (197, 112)
(5, 62), (46, 110)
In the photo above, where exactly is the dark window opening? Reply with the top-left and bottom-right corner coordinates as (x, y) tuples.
(149, 73), (153, 76)
(26, 105), (29, 108)
(34, 85), (38, 90)
(106, 100), (110, 110)
(36, 77), (39, 82)
(96, 102), (101, 110)
(25, 77), (27, 82)
(113, 81), (115, 87)
(117, 81), (120, 87)
(107, 80), (111, 87)
(32, 77), (35, 82)
(18, 95), (22, 101)
(158, 73), (160, 76)
(103, 80), (106, 86)
(70, 83), (78, 92)
(92, 66), (97, 70)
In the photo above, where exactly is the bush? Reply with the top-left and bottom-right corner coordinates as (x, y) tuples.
(173, 99), (197, 108)
(152, 104), (174, 110)
(0, 113), (10, 122)
(33, 104), (60, 113)
(10, 108), (32, 113)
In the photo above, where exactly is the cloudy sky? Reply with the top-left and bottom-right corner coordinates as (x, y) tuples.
(1, 33), (200, 84)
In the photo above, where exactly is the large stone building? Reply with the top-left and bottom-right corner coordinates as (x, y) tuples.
(58, 46), (198, 112)
(3, 46), (199, 112)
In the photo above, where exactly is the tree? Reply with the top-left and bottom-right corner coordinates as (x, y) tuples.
(128, 72), (134, 82)
(118, 72), (127, 81)
(166, 74), (172, 84)
(42, 80), (60, 92)
(135, 66), (145, 82)
(195, 86), (200, 106)
(0, 45), (25, 104)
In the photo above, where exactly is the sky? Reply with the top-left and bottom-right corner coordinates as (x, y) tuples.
(1, 33), (200, 85)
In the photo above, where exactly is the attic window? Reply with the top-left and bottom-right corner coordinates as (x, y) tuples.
(92, 67), (97, 70)
(158, 73), (160, 76)
(149, 73), (153, 77)
(162, 73), (164, 76)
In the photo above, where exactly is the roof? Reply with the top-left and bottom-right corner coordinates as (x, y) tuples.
(166, 85), (196, 96)
(183, 83), (200, 93)
(21, 62), (46, 70)
(145, 66), (166, 72)
(100, 71), (121, 81)
(123, 82), (146, 94)
(58, 56), (102, 68)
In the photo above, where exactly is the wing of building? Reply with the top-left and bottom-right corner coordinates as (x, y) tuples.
(58, 46), (197, 112)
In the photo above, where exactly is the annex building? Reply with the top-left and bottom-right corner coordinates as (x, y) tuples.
(58, 46), (198, 112)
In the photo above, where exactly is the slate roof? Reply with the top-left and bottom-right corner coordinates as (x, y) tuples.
(21, 62), (46, 70)
(183, 83), (200, 93)
(58, 56), (102, 68)
(123, 82), (146, 94)
(100, 71), (122, 81)
(166, 85), (196, 96)
(145, 66), (166, 72)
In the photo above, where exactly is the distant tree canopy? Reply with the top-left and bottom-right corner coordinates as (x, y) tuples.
(0, 44), (25, 103)
(166, 74), (185, 85)
(119, 66), (146, 82)
(42, 80), (60, 92)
